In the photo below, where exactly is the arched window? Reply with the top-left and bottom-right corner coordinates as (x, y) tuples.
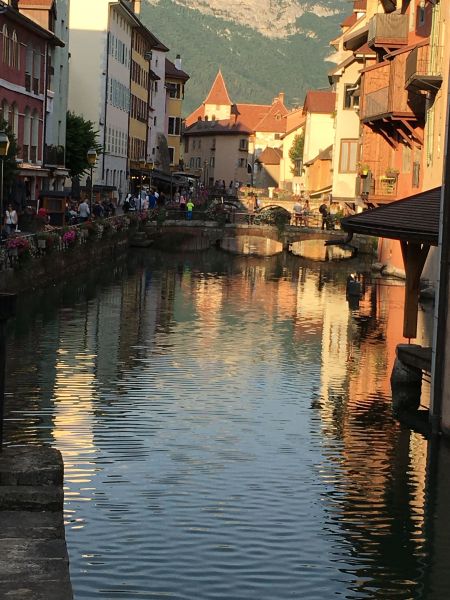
(11, 31), (18, 69)
(1, 100), (9, 127)
(11, 103), (18, 135)
(23, 107), (31, 161)
(2, 25), (9, 66)
(31, 109), (39, 162)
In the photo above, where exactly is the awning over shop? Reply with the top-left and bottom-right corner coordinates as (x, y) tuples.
(341, 187), (441, 338)
(341, 186), (441, 246)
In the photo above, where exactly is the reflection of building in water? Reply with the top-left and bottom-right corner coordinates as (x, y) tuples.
(308, 274), (431, 597)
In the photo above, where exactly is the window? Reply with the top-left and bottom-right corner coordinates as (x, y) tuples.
(402, 143), (412, 173)
(2, 25), (9, 66)
(168, 147), (175, 165)
(169, 83), (182, 99)
(195, 157), (201, 168)
(339, 139), (358, 173)
(209, 156), (215, 167)
(418, 6), (426, 26)
(154, 116), (157, 126)
(168, 116), (181, 135)
(344, 84), (359, 110)
(294, 158), (302, 177)
(184, 137), (189, 153)
(154, 81), (158, 93)
(238, 158), (246, 168)
(239, 139), (248, 151)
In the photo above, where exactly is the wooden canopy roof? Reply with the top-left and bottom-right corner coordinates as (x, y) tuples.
(341, 187), (441, 246)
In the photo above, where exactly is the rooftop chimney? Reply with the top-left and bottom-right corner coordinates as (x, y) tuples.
(279, 92), (285, 105)
(133, 0), (141, 14)
(175, 54), (182, 71)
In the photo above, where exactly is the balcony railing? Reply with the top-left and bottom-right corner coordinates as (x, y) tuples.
(44, 144), (65, 167)
(359, 170), (398, 201)
(360, 54), (425, 121)
(368, 13), (408, 49)
(405, 43), (443, 92)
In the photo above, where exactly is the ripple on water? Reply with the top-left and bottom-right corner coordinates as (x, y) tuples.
(3, 252), (438, 600)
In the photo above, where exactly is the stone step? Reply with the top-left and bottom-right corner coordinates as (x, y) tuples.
(0, 447), (63, 487)
(0, 485), (63, 512)
(0, 511), (65, 540)
(0, 581), (73, 600)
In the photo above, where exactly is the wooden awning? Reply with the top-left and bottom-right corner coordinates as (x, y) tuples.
(342, 187), (442, 339)
(341, 187), (441, 246)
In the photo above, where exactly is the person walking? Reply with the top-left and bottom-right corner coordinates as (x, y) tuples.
(4, 204), (18, 234)
(319, 202), (329, 230)
(186, 199), (194, 220)
(78, 199), (90, 222)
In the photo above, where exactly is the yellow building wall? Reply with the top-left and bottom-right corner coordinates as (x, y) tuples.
(166, 78), (183, 168)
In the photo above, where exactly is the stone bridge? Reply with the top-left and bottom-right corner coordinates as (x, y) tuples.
(145, 221), (357, 252)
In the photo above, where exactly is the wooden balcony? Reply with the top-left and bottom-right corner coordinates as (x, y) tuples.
(360, 55), (425, 122)
(405, 43), (443, 93)
(359, 171), (398, 203)
(368, 13), (408, 50)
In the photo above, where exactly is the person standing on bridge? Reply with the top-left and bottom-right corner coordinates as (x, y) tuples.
(186, 199), (194, 220)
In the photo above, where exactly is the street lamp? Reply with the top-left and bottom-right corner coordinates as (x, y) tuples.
(86, 148), (97, 212)
(0, 131), (10, 222)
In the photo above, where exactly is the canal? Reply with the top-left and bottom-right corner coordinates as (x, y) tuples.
(4, 247), (450, 600)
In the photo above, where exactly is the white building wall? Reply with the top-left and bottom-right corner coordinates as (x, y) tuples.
(46, 0), (70, 154)
(331, 60), (361, 202)
(148, 48), (167, 163)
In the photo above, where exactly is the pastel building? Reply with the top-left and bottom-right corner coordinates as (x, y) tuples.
(0, 0), (63, 206)
(18, 0), (71, 190)
(184, 70), (290, 188)
(165, 55), (189, 170)
(68, 0), (141, 196)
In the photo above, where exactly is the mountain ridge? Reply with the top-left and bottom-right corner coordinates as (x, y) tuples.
(141, 0), (346, 114)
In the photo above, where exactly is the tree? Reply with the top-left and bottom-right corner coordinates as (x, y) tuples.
(65, 111), (102, 180)
(289, 133), (304, 176)
(0, 118), (19, 193)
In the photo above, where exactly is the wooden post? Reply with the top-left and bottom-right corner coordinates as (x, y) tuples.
(400, 241), (430, 339)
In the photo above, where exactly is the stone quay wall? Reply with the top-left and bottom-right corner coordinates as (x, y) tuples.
(0, 447), (73, 599)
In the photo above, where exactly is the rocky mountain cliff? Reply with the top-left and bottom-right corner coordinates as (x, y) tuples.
(142, 0), (346, 113)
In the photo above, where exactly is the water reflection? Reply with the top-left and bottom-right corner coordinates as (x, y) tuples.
(290, 239), (353, 261)
(221, 235), (283, 256)
(3, 249), (446, 600)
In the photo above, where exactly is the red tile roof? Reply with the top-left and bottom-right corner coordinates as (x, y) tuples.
(303, 90), (336, 114)
(257, 147), (283, 165)
(254, 97), (289, 132)
(341, 13), (357, 28)
(18, 0), (54, 6)
(204, 70), (233, 106)
(184, 119), (252, 136)
(231, 103), (271, 130)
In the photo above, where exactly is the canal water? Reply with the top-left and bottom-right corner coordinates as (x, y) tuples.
(4, 247), (449, 600)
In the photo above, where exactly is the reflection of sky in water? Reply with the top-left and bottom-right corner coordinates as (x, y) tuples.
(3, 250), (444, 600)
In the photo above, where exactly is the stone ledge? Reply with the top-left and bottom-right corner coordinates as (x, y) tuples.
(0, 485), (63, 512)
(0, 511), (65, 539)
(0, 447), (63, 487)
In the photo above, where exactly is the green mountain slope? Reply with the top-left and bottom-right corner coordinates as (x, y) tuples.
(141, 0), (346, 114)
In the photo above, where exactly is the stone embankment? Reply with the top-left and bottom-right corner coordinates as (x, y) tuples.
(0, 447), (73, 599)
